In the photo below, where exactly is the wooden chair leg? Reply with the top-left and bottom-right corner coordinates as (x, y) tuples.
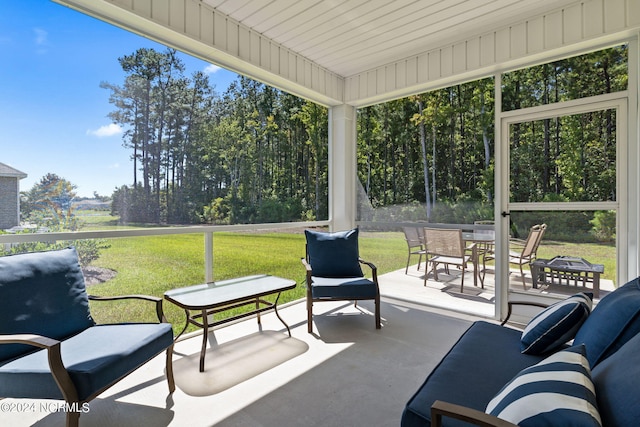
(66, 410), (80, 427)
(307, 298), (313, 333)
(520, 264), (527, 290)
(166, 345), (175, 393)
(374, 294), (381, 329)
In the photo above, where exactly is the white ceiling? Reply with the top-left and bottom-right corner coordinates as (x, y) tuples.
(202, 0), (580, 78)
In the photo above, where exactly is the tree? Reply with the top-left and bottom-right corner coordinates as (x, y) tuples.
(22, 173), (79, 230)
(12, 174), (110, 265)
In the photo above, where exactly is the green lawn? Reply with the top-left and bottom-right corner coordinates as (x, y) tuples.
(87, 230), (407, 334)
(78, 213), (616, 334)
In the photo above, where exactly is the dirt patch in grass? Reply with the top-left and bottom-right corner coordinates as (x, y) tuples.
(83, 266), (117, 285)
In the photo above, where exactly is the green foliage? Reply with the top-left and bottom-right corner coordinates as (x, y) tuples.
(200, 197), (231, 224)
(103, 52), (329, 226)
(591, 210), (616, 242)
(9, 175), (110, 265)
(111, 185), (160, 224)
(1, 238), (111, 267)
(99, 45), (626, 235)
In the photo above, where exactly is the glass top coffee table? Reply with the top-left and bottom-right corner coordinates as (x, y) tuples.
(164, 274), (297, 372)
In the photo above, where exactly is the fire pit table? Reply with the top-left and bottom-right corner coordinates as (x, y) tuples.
(531, 256), (604, 297)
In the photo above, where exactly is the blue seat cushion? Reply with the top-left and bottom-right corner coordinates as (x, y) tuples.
(486, 344), (601, 427)
(401, 321), (557, 427)
(305, 229), (364, 278)
(573, 277), (640, 367)
(0, 247), (94, 362)
(592, 331), (640, 427)
(0, 323), (173, 401)
(310, 276), (378, 299)
(521, 292), (592, 355)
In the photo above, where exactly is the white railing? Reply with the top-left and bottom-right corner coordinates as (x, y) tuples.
(0, 221), (329, 281)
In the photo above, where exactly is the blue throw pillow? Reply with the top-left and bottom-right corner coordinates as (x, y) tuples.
(591, 332), (640, 427)
(305, 228), (364, 278)
(486, 344), (601, 427)
(573, 277), (640, 367)
(0, 247), (94, 362)
(521, 292), (592, 355)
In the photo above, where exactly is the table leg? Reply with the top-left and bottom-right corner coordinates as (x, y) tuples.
(256, 297), (261, 326)
(273, 292), (291, 337)
(472, 245), (478, 288)
(593, 273), (600, 298)
(200, 308), (209, 372)
(174, 309), (190, 341)
(531, 264), (540, 289)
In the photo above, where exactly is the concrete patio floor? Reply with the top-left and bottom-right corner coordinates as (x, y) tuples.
(1, 265), (613, 427)
(381, 263), (615, 319)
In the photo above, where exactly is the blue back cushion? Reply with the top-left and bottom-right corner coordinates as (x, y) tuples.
(573, 277), (640, 367)
(592, 331), (640, 427)
(0, 247), (94, 361)
(305, 228), (364, 278)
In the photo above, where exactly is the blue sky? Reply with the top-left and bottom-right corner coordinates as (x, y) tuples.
(0, 1), (239, 197)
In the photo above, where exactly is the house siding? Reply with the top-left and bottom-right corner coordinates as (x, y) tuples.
(0, 177), (20, 229)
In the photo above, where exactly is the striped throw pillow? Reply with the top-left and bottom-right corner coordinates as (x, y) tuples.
(521, 292), (592, 354)
(486, 345), (601, 427)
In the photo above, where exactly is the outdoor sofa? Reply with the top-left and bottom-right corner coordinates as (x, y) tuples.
(401, 277), (640, 427)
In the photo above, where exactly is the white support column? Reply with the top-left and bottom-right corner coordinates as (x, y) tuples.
(628, 34), (639, 280)
(494, 72), (507, 321)
(328, 104), (358, 232)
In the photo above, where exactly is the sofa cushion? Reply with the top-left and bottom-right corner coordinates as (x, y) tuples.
(310, 277), (378, 299)
(573, 277), (640, 367)
(486, 344), (601, 427)
(591, 331), (640, 427)
(401, 321), (554, 427)
(0, 247), (94, 362)
(521, 292), (592, 355)
(0, 323), (173, 401)
(305, 228), (364, 278)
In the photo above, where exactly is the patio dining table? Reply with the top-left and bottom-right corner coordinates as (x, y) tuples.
(462, 231), (495, 288)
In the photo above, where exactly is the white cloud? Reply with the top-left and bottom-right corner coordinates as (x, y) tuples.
(87, 123), (122, 137)
(33, 28), (48, 46)
(204, 64), (221, 74)
(108, 163), (120, 169)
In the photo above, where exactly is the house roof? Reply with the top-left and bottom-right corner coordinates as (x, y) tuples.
(55, 0), (639, 107)
(0, 162), (27, 179)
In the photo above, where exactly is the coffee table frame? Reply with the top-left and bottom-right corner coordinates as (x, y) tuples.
(164, 275), (296, 371)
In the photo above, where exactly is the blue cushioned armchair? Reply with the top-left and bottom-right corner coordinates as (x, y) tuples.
(0, 247), (175, 427)
(302, 228), (381, 333)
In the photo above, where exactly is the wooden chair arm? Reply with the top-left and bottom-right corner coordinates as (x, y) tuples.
(501, 300), (551, 325)
(0, 334), (79, 402)
(301, 257), (312, 272)
(358, 258), (377, 272)
(431, 401), (518, 427)
(359, 258), (378, 283)
(89, 294), (166, 323)
(0, 333), (60, 348)
(301, 258), (313, 292)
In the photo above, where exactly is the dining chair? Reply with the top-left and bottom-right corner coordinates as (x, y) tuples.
(402, 226), (427, 274)
(482, 224), (547, 290)
(423, 228), (474, 292)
